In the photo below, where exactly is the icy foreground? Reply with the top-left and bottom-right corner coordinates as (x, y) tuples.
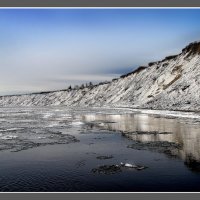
(1, 106), (200, 163)
(1, 42), (200, 111)
(1, 107), (200, 191)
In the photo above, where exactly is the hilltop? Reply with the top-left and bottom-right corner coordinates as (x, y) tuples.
(1, 41), (200, 111)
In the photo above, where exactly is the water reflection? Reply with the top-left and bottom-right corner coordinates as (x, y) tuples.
(81, 113), (200, 172)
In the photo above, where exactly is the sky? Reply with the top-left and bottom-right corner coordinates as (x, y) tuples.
(0, 8), (200, 95)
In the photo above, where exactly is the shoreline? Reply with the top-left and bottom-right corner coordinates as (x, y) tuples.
(1, 105), (200, 119)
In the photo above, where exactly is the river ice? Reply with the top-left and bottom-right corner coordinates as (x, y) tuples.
(0, 106), (200, 191)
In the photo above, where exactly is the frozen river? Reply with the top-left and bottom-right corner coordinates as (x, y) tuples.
(0, 106), (200, 191)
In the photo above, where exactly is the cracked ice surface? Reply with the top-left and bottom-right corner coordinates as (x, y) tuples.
(0, 106), (81, 152)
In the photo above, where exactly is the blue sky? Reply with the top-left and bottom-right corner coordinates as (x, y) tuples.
(0, 9), (200, 95)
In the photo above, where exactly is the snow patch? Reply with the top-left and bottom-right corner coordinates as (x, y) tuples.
(71, 121), (84, 126)
(43, 113), (53, 118)
(132, 109), (200, 119)
(0, 128), (24, 132)
(38, 136), (46, 139)
(47, 123), (60, 127)
(0, 135), (18, 140)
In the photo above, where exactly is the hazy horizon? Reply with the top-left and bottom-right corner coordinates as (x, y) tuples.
(1, 8), (200, 95)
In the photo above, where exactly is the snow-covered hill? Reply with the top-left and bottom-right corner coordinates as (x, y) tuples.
(1, 41), (200, 111)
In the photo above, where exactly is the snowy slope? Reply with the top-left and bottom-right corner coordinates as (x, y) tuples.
(1, 41), (200, 111)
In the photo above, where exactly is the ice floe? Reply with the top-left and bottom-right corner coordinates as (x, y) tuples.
(0, 135), (18, 140)
(71, 121), (84, 126)
(0, 128), (24, 132)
